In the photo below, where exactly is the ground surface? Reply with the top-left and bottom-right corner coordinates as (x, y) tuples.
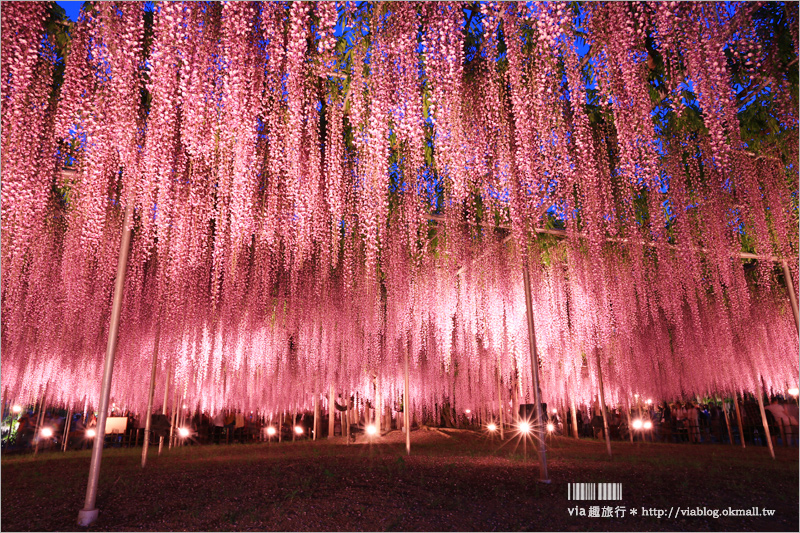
(1, 429), (797, 532)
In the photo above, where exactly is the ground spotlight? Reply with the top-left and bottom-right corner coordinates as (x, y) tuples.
(632, 419), (643, 430)
(546, 422), (555, 433)
(178, 427), (190, 438)
(487, 423), (497, 432)
(86, 428), (97, 438)
(789, 387), (799, 397)
(366, 424), (377, 436)
(40, 427), (53, 438)
(518, 421), (531, 434)
(294, 425), (303, 435)
(11, 405), (21, 414)
(643, 420), (653, 430)
(266, 426), (276, 436)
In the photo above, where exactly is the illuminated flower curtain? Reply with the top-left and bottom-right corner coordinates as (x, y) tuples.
(2, 2), (797, 417)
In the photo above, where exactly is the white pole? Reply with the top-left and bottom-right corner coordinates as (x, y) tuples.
(522, 263), (550, 483)
(141, 324), (161, 467)
(77, 203), (133, 527)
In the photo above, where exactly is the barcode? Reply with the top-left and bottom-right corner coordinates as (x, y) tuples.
(567, 483), (622, 500)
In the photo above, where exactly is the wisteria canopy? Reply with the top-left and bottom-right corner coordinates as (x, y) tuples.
(1, 1), (798, 418)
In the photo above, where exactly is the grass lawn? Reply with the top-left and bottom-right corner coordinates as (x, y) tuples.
(1, 429), (797, 531)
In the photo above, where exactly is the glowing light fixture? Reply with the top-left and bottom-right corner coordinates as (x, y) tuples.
(266, 426), (276, 436)
(86, 428), (97, 438)
(546, 423), (555, 432)
(789, 387), (799, 397)
(552, 408), (558, 414)
(11, 405), (21, 414)
(632, 419), (643, 430)
(646, 399), (652, 405)
(366, 424), (377, 436)
(294, 425), (303, 435)
(465, 409), (471, 414)
(487, 423), (497, 432)
(40, 427), (53, 438)
(643, 420), (653, 430)
(518, 421), (531, 434)
(178, 427), (190, 438)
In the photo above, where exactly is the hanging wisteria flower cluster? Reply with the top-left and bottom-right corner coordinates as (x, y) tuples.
(1, 2), (797, 419)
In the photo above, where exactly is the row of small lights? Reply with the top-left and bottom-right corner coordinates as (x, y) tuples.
(7, 387), (800, 442)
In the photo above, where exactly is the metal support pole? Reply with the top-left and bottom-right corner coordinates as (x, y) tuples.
(570, 396), (579, 439)
(733, 393), (746, 448)
(62, 405), (73, 452)
(756, 379), (775, 459)
(33, 384), (49, 456)
(404, 344), (411, 455)
(781, 260), (799, 333)
(376, 374), (382, 435)
(159, 366), (170, 455)
(522, 264), (550, 482)
(625, 397), (634, 443)
(328, 384), (335, 439)
(168, 383), (177, 449)
(723, 400), (734, 445)
(313, 392), (319, 441)
(595, 350), (613, 458)
(141, 324), (161, 467)
(77, 202), (133, 527)
(497, 362), (505, 440)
